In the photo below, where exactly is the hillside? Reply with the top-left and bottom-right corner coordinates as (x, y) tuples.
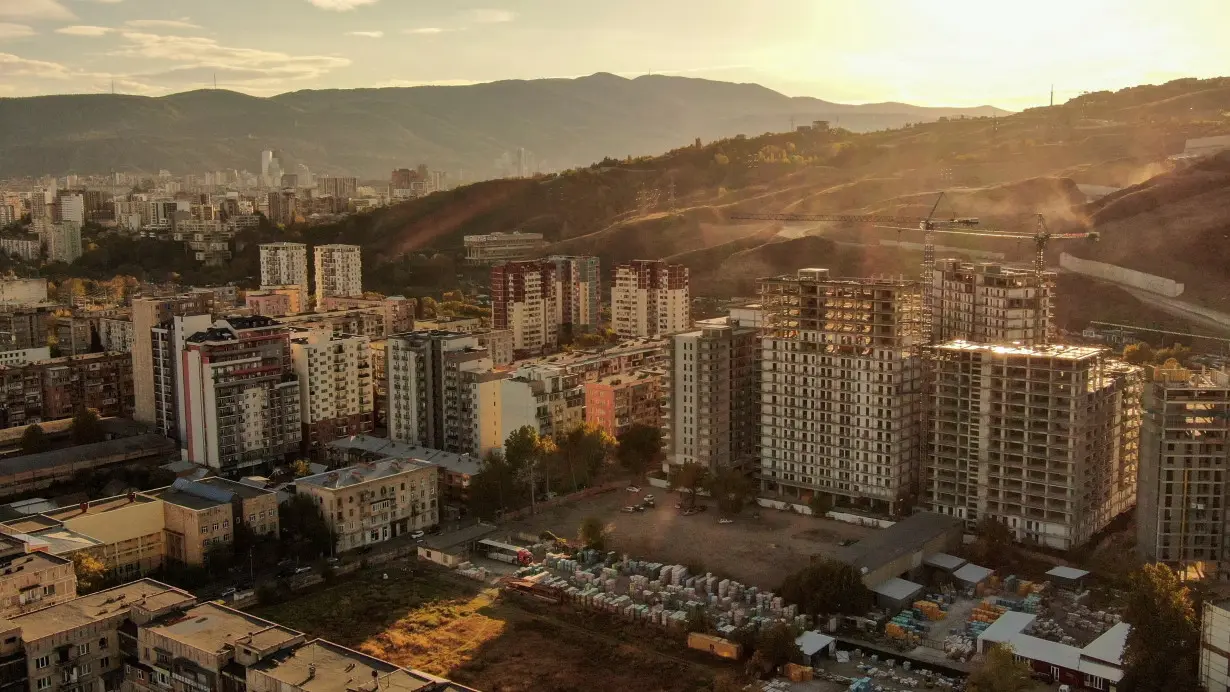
(0, 74), (999, 179)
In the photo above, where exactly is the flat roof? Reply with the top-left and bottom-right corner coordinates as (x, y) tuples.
(1046, 566), (1091, 581)
(977, 611), (1037, 646)
(143, 487), (221, 511)
(1078, 658), (1123, 684)
(328, 435), (481, 476)
(10, 579), (194, 641)
(26, 526), (103, 554)
(421, 523), (499, 552)
(953, 563), (994, 585)
(796, 630), (835, 657)
(1082, 622), (1129, 665)
(42, 493), (159, 520)
(934, 340), (1106, 361)
(838, 511), (962, 574)
(1006, 634), (1081, 671)
(149, 602), (301, 654)
(0, 434), (175, 477)
(870, 577), (924, 602)
(923, 552), (967, 571)
(299, 458), (436, 490)
(252, 639), (439, 692)
(0, 550), (70, 572)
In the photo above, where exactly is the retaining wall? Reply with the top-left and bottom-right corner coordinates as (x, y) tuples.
(1060, 253), (1185, 297)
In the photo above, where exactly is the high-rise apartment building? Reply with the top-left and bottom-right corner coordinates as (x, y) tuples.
(611, 260), (690, 338)
(1137, 362), (1230, 576)
(387, 331), (491, 452)
(313, 244), (363, 307)
(131, 293), (215, 425)
(53, 192), (84, 229)
(667, 316), (760, 473)
(259, 242), (309, 311)
(180, 317), (302, 474)
(0, 352), (134, 429)
(318, 176), (359, 200)
(491, 260), (559, 357)
(40, 221), (82, 264)
(931, 260), (1052, 345)
(549, 255), (601, 332)
(291, 330), (375, 455)
(758, 269), (925, 514)
(151, 314), (213, 441)
(265, 189), (297, 226)
(926, 341), (1141, 549)
(0, 305), (51, 350)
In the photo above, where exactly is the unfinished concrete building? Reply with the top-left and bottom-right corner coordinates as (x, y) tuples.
(931, 260), (1052, 345)
(1137, 362), (1230, 577)
(758, 269), (925, 515)
(926, 342), (1141, 550)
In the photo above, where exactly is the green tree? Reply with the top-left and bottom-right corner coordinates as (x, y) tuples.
(1155, 343), (1192, 366)
(1121, 563), (1202, 692)
(418, 296), (438, 318)
(808, 493), (832, 518)
(71, 407), (105, 445)
(750, 622), (799, 675)
(279, 493), (335, 562)
(72, 552), (109, 594)
(778, 556), (873, 617)
(551, 422), (614, 492)
(972, 516), (1016, 566)
(615, 423), (664, 482)
(668, 461), (710, 509)
(704, 467), (754, 516)
(1122, 342), (1154, 365)
(967, 644), (1033, 692)
(468, 449), (529, 520)
(578, 516), (611, 551)
(291, 459), (313, 478)
(19, 423), (50, 455)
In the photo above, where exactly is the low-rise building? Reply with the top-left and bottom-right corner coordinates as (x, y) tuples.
(143, 478), (280, 566)
(296, 458), (440, 552)
(0, 351), (134, 431)
(585, 370), (664, 438)
(464, 231), (546, 264)
(474, 329), (514, 366)
(327, 434), (481, 518)
(0, 534), (76, 619)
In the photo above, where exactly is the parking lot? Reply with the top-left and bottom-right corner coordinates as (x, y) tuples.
(506, 486), (876, 589)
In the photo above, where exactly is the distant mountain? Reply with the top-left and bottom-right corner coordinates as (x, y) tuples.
(0, 73), (1001, 179)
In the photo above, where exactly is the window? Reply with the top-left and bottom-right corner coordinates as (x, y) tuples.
(35, 677), (51, 690)
(200, 526), (209, 535)
(223, 520), (230, 529)
(79, 642), (90, 655)
(99, 637), (108, 649)
(34, 655), (49, 669)
(100, 656), (110, 669)
(42, 585), (55, 596)
(212, 523), (219, 531)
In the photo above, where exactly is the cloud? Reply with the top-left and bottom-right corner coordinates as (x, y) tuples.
(344, 30), (383, 38)
(0, 52), (70, 78)
(125, 18), (201, 30)
(113, 33), (351, 90)
(306, 0), (378, 10)
(465, 9), (515, 23)
(55, 24), (111, 36)
(0, 22), (33, 38)
(403, 27), (449, 35)
(0, 0), (75, 21)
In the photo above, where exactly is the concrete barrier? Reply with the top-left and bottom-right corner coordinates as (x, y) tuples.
(1060, 253), (1185, 297)
(754, 497), (896, 528)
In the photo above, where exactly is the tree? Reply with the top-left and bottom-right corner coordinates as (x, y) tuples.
(972, 516), (1016, 566)
(71, 407), (105, 445)
(72, 552), (109, 594)
(1122, 342), (1154, 365)
(291, 459), (313, 478)
(578, 516), (611, 551)
(668, 461), (710, 509)
(279, 493), (335, 562)
(1121, 563), (1202, 692)
(750, 622), (799, 675)
(778, 556), (873, 617)
(19, 424), (50, 455)
(1155, 343), (1192, 366)
(615, 423), (664, 482)
(808, 493), (832, 518)
(418, 296), (438, 318)
(468, 449), (529, 520)
(705, 467), (754, 516)
(967, 644), (1033, 692)
(550, 423), (614, 493)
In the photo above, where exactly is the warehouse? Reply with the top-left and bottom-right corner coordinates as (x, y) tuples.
(837, 512), (964, 587)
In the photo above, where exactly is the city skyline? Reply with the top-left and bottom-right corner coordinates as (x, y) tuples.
(0, 0), (1222, 109)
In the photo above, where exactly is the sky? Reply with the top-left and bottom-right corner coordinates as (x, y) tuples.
(0, 0), (1227, 109)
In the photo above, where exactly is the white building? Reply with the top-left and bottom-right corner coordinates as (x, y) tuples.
(611, 260), (690, 338)
(98, 316), (134, 353)
(296, 458), (439, 551)
(41, 221), (82, 264)
(387, 331), (492, 453)
(0, 236), (40, 262)
(491, 260), (559, 357)
(57, 193), (84, 229)
(931, 260), (1052, 345)
(259, 242), (309, 311)
(759, 269), (925, 515)
(313, 244), (363, 308)
(0, 346), (50, 366)
(926, 341), (1141, 549)
(152, 314), (214, 442)
(1204, 600), (1230, 692)
(463, 232), (546, 264)
(291, 329), (375, 454)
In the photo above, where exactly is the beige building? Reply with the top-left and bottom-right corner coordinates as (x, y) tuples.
(291, 330), (375, 456)
(611, 260), (690, 338)
(313, 244), (363, 307)
(474, 329), (514, 366)
(296, 459), (440, 552)
(926, 341), (1142, 549)
(259, 242), (309, 311)
(144, 478), (280, 566)
(0, 535), (76, 619)
(131, 293), (215, 425)
(931, 260), (1052, 345)
(34, 494), (168, 579)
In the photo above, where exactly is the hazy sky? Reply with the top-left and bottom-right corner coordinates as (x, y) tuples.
(0, 0), (1226, 109)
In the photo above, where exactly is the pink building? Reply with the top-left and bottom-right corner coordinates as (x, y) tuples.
(583, 370), (664, 437)
(246, 291), (293, 317)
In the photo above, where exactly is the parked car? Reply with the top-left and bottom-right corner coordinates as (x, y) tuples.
(643, 494), (654, 501)
(293, 566), (312, 575)
(626, 486), (641, 493)
(621, 506), (637, 513)
(718, 518), (734, 525)
(219, 587), (237, 598)
(410, 530), (425, 539)
(633, 504), (646, 512)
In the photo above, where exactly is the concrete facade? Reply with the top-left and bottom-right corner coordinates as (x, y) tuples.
(611, 260), (689, 339)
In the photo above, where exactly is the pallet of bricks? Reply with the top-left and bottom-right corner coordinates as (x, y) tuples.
(885, 594), (949, 642)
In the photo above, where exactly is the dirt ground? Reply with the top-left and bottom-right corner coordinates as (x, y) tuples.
(252, 563), (720, 692)
(505, 487), (876, 589)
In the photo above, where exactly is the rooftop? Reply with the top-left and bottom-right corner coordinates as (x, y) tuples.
(837, 511), (963, 576)
(420, 523), (499, 552)
(870, 577), (923, 602)
(328, 435), (481, 476)
(0, 549), (70, 573)
(149, 602), (302, 655)
(10, 579), (194, 641)
(1046, 566), (1091, 582)
(298, 458), (436, 490)
(1082, 622), (1130, 665)
(197, 476), (276, 501)
(252, 639), (457, 692)
(933, 340), (1108, 361)
(41, 493), (159, 521)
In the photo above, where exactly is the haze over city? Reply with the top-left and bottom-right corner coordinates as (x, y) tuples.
(0, 0), (1225, 107)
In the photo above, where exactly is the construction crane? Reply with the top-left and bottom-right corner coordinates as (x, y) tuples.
(1087, 321), (1230, 346)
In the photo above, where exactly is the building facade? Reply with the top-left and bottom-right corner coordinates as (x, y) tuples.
(611, 260), (690, 338)
(387, 331), (492, 453)
(758, 269), (925, 515)
(151, 314), (213, 442)
(473, 329), (514, 366)
(1137, 362), (1230, 576)
(0, 352), (134, 429)
(585, 370), (664, 438)
(463, 231), (546, 264)
(926, 341), (1141, 550)
(296, 459), (440, 551)
(131, 293), (215, 426)
(258, 242), (309, 311)
(931, 260), (1052, 345)
(491, 260), (559, 357)
(313, 244), (363, 307)
(549, 255), (601, 333)
(1204, 600), (1230, 692)
(291, 330), (375, 456)
(180, 317), (302, 474)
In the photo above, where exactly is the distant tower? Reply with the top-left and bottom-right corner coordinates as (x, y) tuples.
(261, 150), (274, 181)
(1050, 84), (1054, 107)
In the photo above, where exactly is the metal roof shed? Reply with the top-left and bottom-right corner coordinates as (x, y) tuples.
(923, 552), (967, 572)
(976, 611), (1037, 654)
(1046, 566), (1091, 588)
(795, 631), (836, 664)
(871, 577), (924, 611)
(1081, 622), (1129, 665)
(953, 562), (994, 587)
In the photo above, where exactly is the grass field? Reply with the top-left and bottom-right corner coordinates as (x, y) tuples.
(252, 563), (722, 692)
